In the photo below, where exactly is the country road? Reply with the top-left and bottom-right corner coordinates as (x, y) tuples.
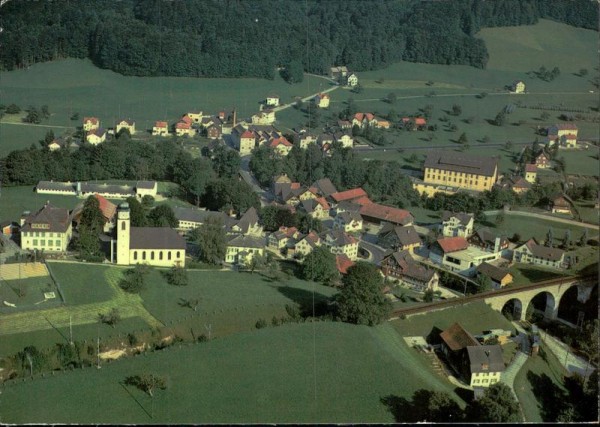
(272, 73), (340, 113)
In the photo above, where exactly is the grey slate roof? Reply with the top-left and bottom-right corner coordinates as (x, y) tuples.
(467, 345), (505, 373)
(36, 181), (76, 193)
(21, 204), (71, 233)
(235, 207), (259, 234)
(424, 151), (498, 177)
(227, 234), (265, 249)
(394, 226), (422, 247)
(476, 262), (511, 283)
(386, 250), (435, 282)
(442, 211), (473, 225)
(311, 178), (338, 197)
(136, 181), (156, 190)
(173, 206), (227, 224)
(129, 227), (186, 250)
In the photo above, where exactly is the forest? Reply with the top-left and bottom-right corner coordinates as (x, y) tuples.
(1, 0), (596, 78)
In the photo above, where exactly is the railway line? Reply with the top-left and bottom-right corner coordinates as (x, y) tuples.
(390, 273), (596, 319)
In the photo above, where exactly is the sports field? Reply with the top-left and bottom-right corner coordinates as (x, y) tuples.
(0, 322), (460, 424)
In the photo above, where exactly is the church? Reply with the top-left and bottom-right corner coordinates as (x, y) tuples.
(116, 203), (186, 267)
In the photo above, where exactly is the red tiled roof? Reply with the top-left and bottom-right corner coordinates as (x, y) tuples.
(359, 203), (413, 225)
(331, 188), (368, 203)
(525, 164), (537, 172)
(353, 196), (372, 206)
(154, 121), (168, 128)
(354, 113), (364, 122)
(93, 194), (117, 221)
(181, 115), (193, 124)
(402, 117), (410, 123)
(437, 236), (469, 253)
(270, 137), (292, 147)
(336, 254), (355, 274)
(318, 93), (330, 99)
(555, 123), (578, 130)
(290, 182), (301, 190)
(83, 117), (98, 124)
(414, 117), (426, 126)
(564, 134), (577, 139)
(316, 197), (330, 210)
(241, 130), (254, 139)
(176, 122), (191, 129)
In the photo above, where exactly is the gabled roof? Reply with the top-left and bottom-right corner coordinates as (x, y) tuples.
(269, 136), (292, 148)
(552, 195), (570, 207)
(325, 229), (357, 247)
(235, 207), (260, 233)
(93, 194), (117, 221)
(424, 151), (498, 177)
(393, 225), (422, 246)
(441, 211), (473, 225)
(83, 117), (99, 124)
(331, 188), (368, 203)
(525, 164), (537, 173)
(440, 323), (480, 352)
(118, 119), (134, 126)
(130, 227), (186, 250)
(154, 121), (168, 128)
(476, 262), (512, 283)
(337, 210), (362, 224)
(241, 130), (255, 139)
(227, 234), (265, 249)
(298, 231), (320, 248)
(414, 117), (426, 126)
(552, 123), (578, 131)
(176, 122), (192, 130)
(336, 254), (355, 274)
(87, 128), (106, 137)
(467, 345), (505, 374)
(311, 178), (338, 197)
(471, 228), (507, 248)
(181, 115), (193, 124)
(436, 236), (469, 253)
(384, 250), (435, 282)
(521, 239), (565, 261)
(359, 203), (414, 226)
(21, 203), (71, 233)
(511, 177), (532, 189)
(173, 206), (227, 224)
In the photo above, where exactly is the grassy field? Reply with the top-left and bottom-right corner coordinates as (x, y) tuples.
(49, 263), (117, 305)
(390, 300), (515, 338)
(560, 148), (600, 176)
(508, 264), (568, 286)
(0, 322), (461, 424)
(0, 58), (332, 156)
(514, 345), (569, 422)
(481, 213), (598, 242)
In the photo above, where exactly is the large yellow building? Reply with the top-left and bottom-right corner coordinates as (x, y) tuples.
(415, 151), (499, 196)
(20, 203), (72, 252)
(116, 203), (186, 267)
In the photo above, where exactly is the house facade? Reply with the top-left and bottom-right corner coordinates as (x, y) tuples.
(381, 250), (439, 292)
(20, 203), (72, 252)
(333, 211), (363, 233)
(175, 122), (196, 137)
(83, 117), (100, 132)
(550, 195), (571, 214)
(441, 211), (474, 238)
(323, 230), (359, 261)
(294, 232), (321, 258)
(430, 237), (500, 275)
(511, 80), (525, 93)
(116, 119), (136, 135)
(315, 93), (330, 108)
(225, 235), (265, 265)
(152, 121), (169, 136)
(524, 164), (537, 184)
(513, 239), (565, 269)
(378, 225), (422, 253)
(86, 128), (107, 145)
(476, 262), (513, 289)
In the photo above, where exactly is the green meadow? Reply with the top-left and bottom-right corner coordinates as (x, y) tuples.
(0, 322), (461, 424)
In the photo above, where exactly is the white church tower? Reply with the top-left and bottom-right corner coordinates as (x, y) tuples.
(116, 203), (130, 265)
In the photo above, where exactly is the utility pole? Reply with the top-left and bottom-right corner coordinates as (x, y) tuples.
(96, 329), (101, 369)
(69, 315), (73, 345)
(26, 353), (33, 378)
(204, 323), (212, 341)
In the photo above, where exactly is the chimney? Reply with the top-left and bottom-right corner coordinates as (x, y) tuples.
(232, 108), (237, 127)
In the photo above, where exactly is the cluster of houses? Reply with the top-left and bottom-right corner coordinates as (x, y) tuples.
(546, 123), (578, 148)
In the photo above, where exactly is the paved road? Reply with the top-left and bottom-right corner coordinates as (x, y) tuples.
(272, 74), (340, 113)
(486, 209), (599, 230)
(358, 240), (388, 265)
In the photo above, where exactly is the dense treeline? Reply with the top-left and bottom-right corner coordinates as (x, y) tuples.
(1, 0), (596, 77)
(0, 134), (258, 214)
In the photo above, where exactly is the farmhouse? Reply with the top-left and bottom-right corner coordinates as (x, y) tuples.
(510, 80), (525, 93)
(476, 262), (513, 289)
(299, 197), (330, 220)
(294, 231), (321, 258)
(116, 119), (135, 135)
(152, 121), (169, 136)
(72, 194), (117, 233)
(298, 132), (317, 149)
(329, 188), (368, 206)
(175, 121), (196, 137)
(268, 226), (301, 250)
(323, 230), (359, 261)
(378, 225), (422, 253)
(207, 124), (222, 139)
(252, 110), (276, 125)
(225, 235), (265, 265)
(116, 203), (186, 267)
(20, 203), (72, 253)
(359, 203), (414, 227)
(352, 113), (377, 129)
(524, 164), (537, 184)
(508, 176), (532, 194)
(513, 238), (565, 269)
(330, 66), (348, 80)
(415, 151), (499, 196)
(346, 73), (358, 87)
(186, 112), (203, 123)
(86, 128), (107, 145)
(333, 211), (363, 233)
(311, 178), (338, 198)
(83, 117), (100, 131)
(333, 132), (353, 148)
(534, 152), (551, 169)
(468, 228), (509, 254)
(266, 95), (279, 107)
(269, 136), (293, 156)
(381, 250), (439, 292)
(440, 211), (474, 238)
(314, 93), (330, 108)
(550, 195), (571, 214)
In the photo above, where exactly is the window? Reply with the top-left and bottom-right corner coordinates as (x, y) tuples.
(168, 252), (172, 260)
(133, 251), (137, 261)
(121, 221), (126, 231)
(48, 240), (53, 246)
(142, 251), (146, 260)
(33, 239), (38, 246)
(56, 240), (60, 246)
(151, 251), (155, 260)
(41, 240), (45, 246)
(159, 251), (163, 260)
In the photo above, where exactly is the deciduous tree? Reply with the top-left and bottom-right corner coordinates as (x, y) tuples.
(301, 246), (338, 284)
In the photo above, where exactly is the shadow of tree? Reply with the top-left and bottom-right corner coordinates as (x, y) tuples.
(527, 371), (569, 421)
(271, 284), (333, 318)
(381, 389), (464, 422)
